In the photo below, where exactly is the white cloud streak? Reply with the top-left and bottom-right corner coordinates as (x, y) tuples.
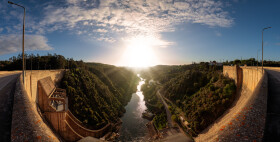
(3, 0), (234, 46)
(37, 0), (233, 42)
(0, 34), (52, 55)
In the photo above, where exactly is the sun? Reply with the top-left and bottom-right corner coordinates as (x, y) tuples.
(119, 36), (159, 67)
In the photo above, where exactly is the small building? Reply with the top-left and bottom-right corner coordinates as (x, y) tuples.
(179, 116), (189, 128)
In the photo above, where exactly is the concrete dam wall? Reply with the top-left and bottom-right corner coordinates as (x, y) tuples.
(11, 70), (65, 141)
(195, 66), (268, 142)
(11, 70), (111, 141)
(24, 70), (65, 103)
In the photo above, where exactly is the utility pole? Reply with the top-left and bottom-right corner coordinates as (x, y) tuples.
(262, 27), (271, 74)
(257, 49), (261, 70)
(8, 1), (25, 85)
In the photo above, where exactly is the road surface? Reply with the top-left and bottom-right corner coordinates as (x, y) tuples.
(0, 72), (20, 141)
(157, 89), (193, 142)
(157, 90), (173, 128)
(263, 69), (280, 141)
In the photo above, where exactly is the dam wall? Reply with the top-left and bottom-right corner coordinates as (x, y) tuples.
(24, 70), (65, 103)
(11, 70), (65, 141)
(37, 77), (112, 141)
(195, 66), (268, 141)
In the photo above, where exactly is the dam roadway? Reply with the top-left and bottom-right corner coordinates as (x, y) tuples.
(263, 69), (280, 141)
(0, 72), (20, 141)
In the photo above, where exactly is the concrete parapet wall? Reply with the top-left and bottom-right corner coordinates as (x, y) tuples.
(223, 66), (238, 83)
(11, 74), (60, 141)
(24, 70), (65, 103)
(0, 71), (21, 75)
(240, 67), (263, 93)
(195, 66), (268, 142)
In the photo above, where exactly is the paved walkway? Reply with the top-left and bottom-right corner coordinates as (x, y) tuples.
(263, 69), (280, 141)
(0, 72), (20, 141)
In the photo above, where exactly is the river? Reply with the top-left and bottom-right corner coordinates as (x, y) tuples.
(118, 75), (149, 141)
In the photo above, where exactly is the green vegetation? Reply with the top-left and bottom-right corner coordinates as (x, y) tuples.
(141, 80), (167, 130)
(141, 63), (236, 136)
(153, 112), (167, 130)
(141, 83), (162, 112)
(0, 54), (139, 130)
(62, 62), (139, 129)
(219, 58), (280, 67)
(0, 53), (69, 70)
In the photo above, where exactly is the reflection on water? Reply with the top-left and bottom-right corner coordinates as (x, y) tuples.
(118, 75), (149, 141)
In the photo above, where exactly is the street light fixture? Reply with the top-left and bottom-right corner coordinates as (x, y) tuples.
(262, 27), (271, 74)
(8, 1), (25, 85)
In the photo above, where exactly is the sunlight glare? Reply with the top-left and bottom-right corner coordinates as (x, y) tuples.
(119, 36), (159, 67)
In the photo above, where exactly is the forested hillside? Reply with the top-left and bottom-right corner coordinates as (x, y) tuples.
(62, 63), (139, 129)
(141, 63), (236, 136)
(0, 53), (69, 70)
(0, 54), (139, 129)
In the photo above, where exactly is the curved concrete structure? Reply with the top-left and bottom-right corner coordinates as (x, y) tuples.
(11, 70), (65, 141)
(195, 66), (268, 142)
(37, 77), (112, 141)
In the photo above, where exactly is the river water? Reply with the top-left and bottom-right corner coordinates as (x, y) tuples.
(118, 75), (149, 141)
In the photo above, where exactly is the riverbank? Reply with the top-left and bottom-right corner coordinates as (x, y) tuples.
(116, 75), (151, 141)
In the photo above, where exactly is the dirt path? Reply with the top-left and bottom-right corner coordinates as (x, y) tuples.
(157, 90), (173, 128)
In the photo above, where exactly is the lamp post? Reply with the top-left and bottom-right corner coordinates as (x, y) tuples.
(8, 1), (25, 85)
(257, 49), (261, 70)
(262, 27), (271, 74)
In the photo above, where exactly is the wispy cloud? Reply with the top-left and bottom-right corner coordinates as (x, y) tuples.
(95, 29), (108, 33)
(3, 0), (233, 45)
(39, 0), (233, 42)
(215, 31), (222, 37)
(0, 34), (52, 55)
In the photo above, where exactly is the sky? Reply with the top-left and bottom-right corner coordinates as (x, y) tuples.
(0, 0), (280, 66)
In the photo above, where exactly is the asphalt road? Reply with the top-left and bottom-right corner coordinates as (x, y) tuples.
(0, 72), (20, 142)
(263, 69), (280, 142)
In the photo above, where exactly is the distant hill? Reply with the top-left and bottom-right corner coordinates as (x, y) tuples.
(141, 63), (236, 136)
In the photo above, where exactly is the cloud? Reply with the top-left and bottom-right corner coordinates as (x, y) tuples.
(37, 0), (233, 42)
(215, 31), (222, 37)
(276, 43), (280, 46)
(3, 0), (234, 45)
(97, 37), (116, 43)
(0, 34), (52, 55)
(95, 29), (108, 33)
(123, 35), (175, 48)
